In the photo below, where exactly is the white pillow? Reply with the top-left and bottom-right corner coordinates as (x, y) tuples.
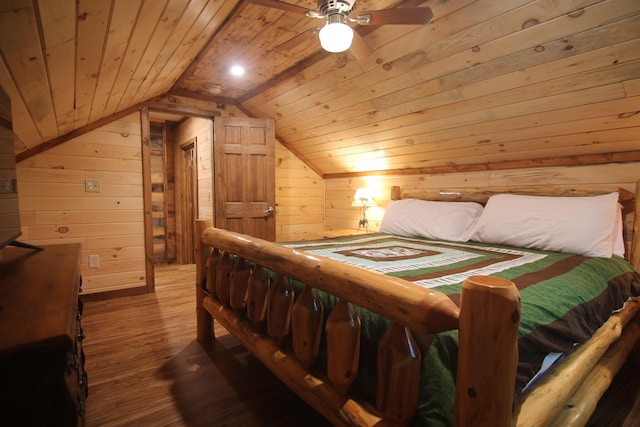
(380, 199), (484, 242)
(470, 192), (620, 258)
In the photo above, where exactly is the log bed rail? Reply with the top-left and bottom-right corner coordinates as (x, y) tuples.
(195, 180), (640, 427)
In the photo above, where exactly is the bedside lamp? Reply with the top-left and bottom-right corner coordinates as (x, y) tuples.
(352, 188), (376, 231)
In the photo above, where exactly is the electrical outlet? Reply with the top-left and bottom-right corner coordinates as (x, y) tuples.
(89, 254), (100, 268)
(85, 179), (101, 193)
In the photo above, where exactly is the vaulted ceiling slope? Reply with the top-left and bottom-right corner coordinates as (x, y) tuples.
(1, 0), (639, 177)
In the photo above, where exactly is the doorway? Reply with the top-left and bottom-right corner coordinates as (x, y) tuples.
(180, 139), (197, 264)
(143, 112), (275, 291)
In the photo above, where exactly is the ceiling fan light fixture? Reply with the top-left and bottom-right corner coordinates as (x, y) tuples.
(319, 14), (353, 53)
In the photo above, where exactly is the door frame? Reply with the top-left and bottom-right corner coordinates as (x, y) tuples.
(141, 107), (219, 291)
(180, 138), (198, 264)
(140, 107), (155, 292)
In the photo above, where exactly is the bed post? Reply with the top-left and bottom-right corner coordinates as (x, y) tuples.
(196, 218), (214, 342)
(454, 276), (520, 427)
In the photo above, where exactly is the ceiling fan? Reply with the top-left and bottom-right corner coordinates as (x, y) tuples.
(246, 0), (433, 59)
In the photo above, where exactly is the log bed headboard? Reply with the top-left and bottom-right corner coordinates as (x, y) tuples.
(391, 182), (640, 271)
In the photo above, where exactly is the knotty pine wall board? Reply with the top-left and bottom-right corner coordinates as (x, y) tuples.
(16, 112), (146, 294)
(324, 162), (640, 234)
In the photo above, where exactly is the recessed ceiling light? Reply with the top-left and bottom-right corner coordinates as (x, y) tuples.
(230, 65), (245, 76)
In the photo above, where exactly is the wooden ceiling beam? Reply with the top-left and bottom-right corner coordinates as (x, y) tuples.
(324, 150), (640, 179)
(144, 92), (224, 118)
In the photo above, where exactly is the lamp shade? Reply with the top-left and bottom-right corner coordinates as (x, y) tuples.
(319, 19), (353, 53)
(352, 188), (376, 207)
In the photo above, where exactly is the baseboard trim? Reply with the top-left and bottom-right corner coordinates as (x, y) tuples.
(81, 286), (149, 301)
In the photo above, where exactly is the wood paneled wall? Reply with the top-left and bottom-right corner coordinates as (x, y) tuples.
(149, 122), (169, 263)
(196, 121), (214, 224)
(274, 139), (324, 242)
(12, 95), (639, 296)
(164, 124), (176, 263)
(325, 162), (640, 236)
(16, 112), (147, 294)
(13, 98), (323, 295)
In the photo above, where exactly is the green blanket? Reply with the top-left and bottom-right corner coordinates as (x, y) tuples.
(283, 233), (640, 426)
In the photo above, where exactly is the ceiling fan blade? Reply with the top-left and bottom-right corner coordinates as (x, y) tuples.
(245, 0), (313, 15)
(356, 7), (433, 25)
(276, 28), (320, 51)
(349, 31), (372, 60)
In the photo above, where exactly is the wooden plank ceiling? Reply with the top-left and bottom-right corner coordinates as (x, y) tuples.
(0, 0), (639, 177)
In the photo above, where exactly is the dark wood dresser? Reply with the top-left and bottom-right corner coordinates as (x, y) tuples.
(0, 243), (87, 426)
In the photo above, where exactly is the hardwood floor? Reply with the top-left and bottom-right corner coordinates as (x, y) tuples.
(83, 264), (640, 426)
(82, 264), (330, 427)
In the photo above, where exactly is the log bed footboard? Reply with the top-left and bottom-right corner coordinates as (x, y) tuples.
(195, 220), (525, 426)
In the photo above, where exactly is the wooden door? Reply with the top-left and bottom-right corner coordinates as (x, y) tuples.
(213, 117), (275, 241)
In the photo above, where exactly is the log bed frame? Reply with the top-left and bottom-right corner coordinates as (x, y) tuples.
(195, 181), (640, 427)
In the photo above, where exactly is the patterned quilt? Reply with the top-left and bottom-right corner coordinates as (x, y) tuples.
(284, 233), (640, 426)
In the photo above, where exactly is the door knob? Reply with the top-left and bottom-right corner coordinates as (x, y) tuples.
(265, 206), (274, 214)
